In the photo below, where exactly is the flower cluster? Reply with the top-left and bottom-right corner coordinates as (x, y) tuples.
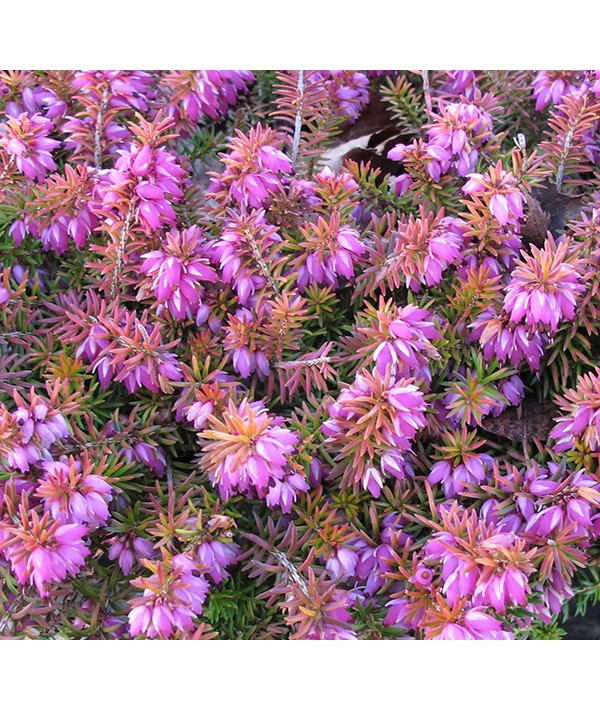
(37, 455), (113, 527)
(503, 239), (584, 334)
(322, 369), (427, 496)
(140, 226), (218, 321)
(309, 70), (370, 123)
(462, 160), (524, 227)
(0, 109), (60, 181)
(128, 553), (209, 639)
(352, 298), (441, 382)
(551, 368), (600, 452)
(469, 307), (548, 370)
(197, 399), (308, 512)
(161, 70), (254, 130)
(296, 212), (365, 289)
(386, 208), (466, 291)
(3, 69), (600, 641)
(0, 389), (69, 472)
(208, 123), (291, 209)
(100, 126), (186, 233)
(424, 100), (495, 176)
(428, 428), (494, 498)
(0, 502), (89, 597)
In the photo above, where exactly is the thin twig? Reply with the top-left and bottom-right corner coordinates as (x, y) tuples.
(275, 355), (332, 369)
(94, 87), (110, 169)
(273, 549), (309, 596)
(244, 229), (282, 297)
(556, 127), (575, 193)
(422, 70), (432, 113)
(291, 70), (305, 169)
(109, 202), (136, 301)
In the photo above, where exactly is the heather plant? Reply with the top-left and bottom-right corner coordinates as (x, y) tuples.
(2, 69), (600, 641)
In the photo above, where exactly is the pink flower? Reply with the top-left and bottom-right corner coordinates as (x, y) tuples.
(198, 399), (307, 508)
(308, 71), (369, 123)
(101, 137), (186, 234)
(471, 534), (535, 613)
(296, 212), (365, 289)
(71, 71), (154, 112)
(107, 533), (155, 575)
(0, 389), (69, 472)
(436, 608), (514, 640)
(438, 71), (479, 100)
(325, 545), (359, 581)
(503, 239), (584, 333)
(212, 209), (281, 305)
(551, 368), (600, 451)
(426, 101), (494, 176)
(386, 207), (466, 291)
(524, 465), (600, 538)
(462, 161), (524, 227)
(222, 308), (270, 379)
(0, 111), (59, 181)
(532, 70), (583, 111)
(355, 299), (440, 382)
(0, 507), (89, 597)
(196, 539), (240, 584)
(322, 369), (426, 496)
(469, 308), (547, 370)
(140, 226), (218, 320)
(128, 553), (209, 639)
(123, 441), (167, 477)
(162, 70), (254, 131)
(429, 445), (494, 499)
(265, 474), (310, 513)
(37, 456), (113, 527)
(208, 123), (290, 209)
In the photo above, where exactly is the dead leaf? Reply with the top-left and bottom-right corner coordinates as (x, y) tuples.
(321, 89), (412, 175)
(480, 396), (559, 444)
(521, 195), (551, 248)
(529, 182), (585, 237)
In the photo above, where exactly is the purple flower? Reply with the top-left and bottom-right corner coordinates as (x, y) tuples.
(128, 553), (209, 639)
(308, 71), (369, 123)
(503, 239), (584, 333)
(325, 545), (359, 581)
(436, 608), (514, 640)
(212, 209), (282, 305)
(425, 101), (494, 176)
(532, 71), (582, 111)
(108, 534), (155, 575)
(222, 308), (270, 379)
(37, 457), (113, 527)
(322, 369), (426, 496)
(386, 207), (466, 291)
(0, 111), (60, 182)
(429, 453), (494, 498)
(0, 390), (69, 472)
(551, 368), (600, 452)
(524, 465), (600, 538)
(101, 139), (185, 234)
(0, 511), (89, 597)
(356, 300), (440, 382)
(198, 399), (307, 509)
(140, 226), (218, 320)
(470, 308), (547, 370)
(296, 212), (365, 289)
(208, 123), (290, 209)
(162, 70), (254, 130)
(462, 161), (524, 227)
(196, 539), (240, 584)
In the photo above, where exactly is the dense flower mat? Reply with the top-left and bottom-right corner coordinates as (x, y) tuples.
(1, 70), (600, 639)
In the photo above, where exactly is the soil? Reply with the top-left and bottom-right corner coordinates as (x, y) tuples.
(562, 604), (600, 639)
